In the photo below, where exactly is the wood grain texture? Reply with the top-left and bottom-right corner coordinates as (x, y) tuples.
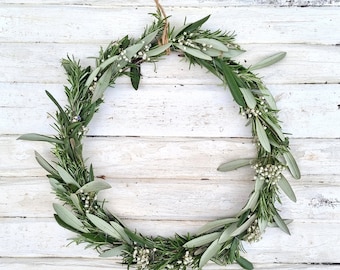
(1, 1), (339, 269)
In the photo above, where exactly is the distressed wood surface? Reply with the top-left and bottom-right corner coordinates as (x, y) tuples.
(1, 1), (340, 269)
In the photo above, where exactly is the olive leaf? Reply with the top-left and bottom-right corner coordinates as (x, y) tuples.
(255, 118), (271, 152)
(110, 221), (132, 244)
(194, 38), (229, 52)
(49, 178), (67, 193)
(250, 52), (286, 71)
(283, 151), (301, 179)
(56, 165), (81, 188)
(236, 256), (254, 270)
(240, 88), (257, 109)
(91, 67), (112, 104)
(196, 217), (239, 235)
(85, 66), (101, 88)
(217, 158), (253, 172)
(87, 213), (122, 240)
(99, 245), (125, 258)
(259, 87), (277, 110)
(278, 174), (297, 202)
(172, 15), (210, 38)
(175, 44), (212, 61)
(146, 43), (172, 57)
(130, 64), (141, 90)
(53, 203), (89, 233)
(273, 211), (291, 235)
(199, 239), (222, 268)
(76, 180), (111, 194)
(69, 193), (84, 214)
(17, 133), (62, 144)
(183, 232), (221, 248)
(34, 151), (58, 175)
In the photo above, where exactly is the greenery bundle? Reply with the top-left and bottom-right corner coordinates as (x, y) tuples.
(19, 8), (300, 270)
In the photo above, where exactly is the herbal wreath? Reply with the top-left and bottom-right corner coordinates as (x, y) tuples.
(19, 7), (300, 270)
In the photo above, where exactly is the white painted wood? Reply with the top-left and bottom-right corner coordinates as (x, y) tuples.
(1, 83), (340, 137)
(1, 6), (339, 44)
(1, 44), (340, 84)
(1, 1), (339, 269)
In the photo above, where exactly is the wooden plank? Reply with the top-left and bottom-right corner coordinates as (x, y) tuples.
(1, 0), (340, 7)
(1, 43), (339, 84)
(0, 258), (338, 270)
(1, 6), (339, 44)
(3, 136), (340, 177)
(1, 176), (339, 220)
(0, 217), (339, 263)
(1, 83), (340, 138)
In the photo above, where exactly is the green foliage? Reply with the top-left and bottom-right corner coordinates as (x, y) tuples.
(20, 10), (300, 270)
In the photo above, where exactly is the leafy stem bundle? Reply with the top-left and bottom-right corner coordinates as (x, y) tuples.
(19, 10), (300, 270)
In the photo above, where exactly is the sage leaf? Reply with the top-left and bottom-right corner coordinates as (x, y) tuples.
(53, 203), (89, 233)
(99, 245), (125, 257)
(196, 218), (238, 235)
(18, 133), (62, 144)
(250, 52), (286, 71)
(217, 158), (253, 172)
(87, 213), (121, 240)
(240, 88), (257, 109)
(236, 256), (254, 270)
(199, 239), (222, 269)
(194, 38), (229, 52)
(56, 165), (80, 188)
(278, 174), (297, 202)
(183, 232), (221, 248)
(175, 44), (212, 61)
(130, 64), (141, 90)
(146, 43), (172, 57)
(255, 118), (271, 152)
(91, 67), (112, 103)
(77, 180), (111, 194)
(110, 221), (132, 244)
(273, 211), (291, 235)
(283, 151), (301, 179)
(34, 151), (58, 175)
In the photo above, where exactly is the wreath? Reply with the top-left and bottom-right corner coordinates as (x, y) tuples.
(19, 3), (300, 270)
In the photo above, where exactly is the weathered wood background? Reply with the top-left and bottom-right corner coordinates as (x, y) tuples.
(1, 0), (340, 269)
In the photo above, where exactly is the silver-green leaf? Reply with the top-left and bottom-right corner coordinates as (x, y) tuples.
(77, 180), (111, 194)
(87, 213), (121, 240)
(110, 221), (132, 244)
(146, 43), (172, 57)
(175, 44), (212, 61)
(273, 212), (291, 235)
(283, 151), (301, 179)
(18, 133), (62, 144)
(196, 218), (239, 235)
(240, 88), (257, 109)
(99, 245), (125, 258)
(34, 151), (58, 175)
(53, 203), (89, 233)
(250, 52), (286, 71)
(217, 158), (253, 172)
(199, 239), (222, 268)
(85, 66), (101, 88)
(69, 193), (84, 214)
(56, 165), (80, 188)
(255, 118), (271, 152)
(194, 38), (229, 52)
(91, 67), (112, 103)
(278, 174), (297, 202)
(183, 232), (221, 248)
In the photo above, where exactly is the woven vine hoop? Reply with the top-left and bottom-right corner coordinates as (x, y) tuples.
(19, 6), (300, 270)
